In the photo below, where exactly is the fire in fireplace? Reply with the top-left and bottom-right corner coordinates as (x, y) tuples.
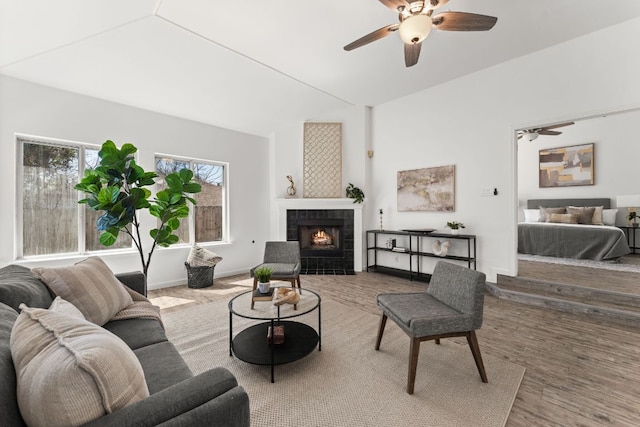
(298, 219), (344, 257)
(311, 229), (334, 248)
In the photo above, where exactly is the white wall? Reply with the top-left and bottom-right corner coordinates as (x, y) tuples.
(0, 76), (271, 289)
(368, 17), (640, 281)
(518, 109), (640, 224)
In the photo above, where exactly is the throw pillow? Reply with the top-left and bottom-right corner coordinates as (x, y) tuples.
(32, 257), (132, 326)
(548, 213), (578, 224)
(523, 209), (540, 223)
(566, 206), (596, 225)
(602, 209), (619, 226)
(539, 207), (566, 222)
(187, 245), (223, 267)
(586, 206), (604, 225)
(10, 304), (149, 427)
(48, 296), (85, 319)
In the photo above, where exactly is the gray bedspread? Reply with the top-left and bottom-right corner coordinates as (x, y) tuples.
(518, 223), (630, 260)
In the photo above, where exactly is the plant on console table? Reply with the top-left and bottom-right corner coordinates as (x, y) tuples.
(446, 221), (465, 235)
(628, 211), (638, 227)
(75, 140), (202, 276)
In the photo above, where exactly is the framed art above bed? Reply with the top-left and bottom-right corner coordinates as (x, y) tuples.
(539, 143), (594, 188)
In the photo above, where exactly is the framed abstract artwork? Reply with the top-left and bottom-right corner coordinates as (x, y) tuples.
(539, 143), (594, 188)
(397, 165), (455, 211)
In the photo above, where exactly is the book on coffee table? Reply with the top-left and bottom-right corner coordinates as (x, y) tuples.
(253, 288), (274, 301)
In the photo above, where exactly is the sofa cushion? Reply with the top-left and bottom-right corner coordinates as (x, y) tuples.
(32, 257), (132, 326)
(0, 265), (54, 312)
(103, 318), (168, 350)
(10, 302), (149, 427)
(134, 341), (193, 394)
(0, 303), (22, 427)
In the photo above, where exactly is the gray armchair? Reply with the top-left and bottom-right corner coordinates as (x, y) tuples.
(375, 261), (488, 394)
(250, 241), (302, 309)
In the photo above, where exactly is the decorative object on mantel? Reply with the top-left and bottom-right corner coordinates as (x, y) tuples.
(303, 122), (342, 198)
(397, 165), (455, 212)
(286, 175), (297, 198)
(432, 240), (451, 257)
(539, 143), (594, 188)
(446, 221), (465, 235)
(345, 183), (364, 203)
(617, 195), (640, 227)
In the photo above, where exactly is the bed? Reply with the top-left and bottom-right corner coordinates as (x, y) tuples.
(518, 198), (630, 260)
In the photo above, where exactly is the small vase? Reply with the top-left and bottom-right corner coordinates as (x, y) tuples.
(258, 282), (271, 293)
(450, 229), (459, 235)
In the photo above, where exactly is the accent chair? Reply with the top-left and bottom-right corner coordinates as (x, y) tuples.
(250, 241), (301, 309)
(375, 261), (488, 394)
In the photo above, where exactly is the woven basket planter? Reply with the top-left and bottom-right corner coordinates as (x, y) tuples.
(184, 262), (215, 289)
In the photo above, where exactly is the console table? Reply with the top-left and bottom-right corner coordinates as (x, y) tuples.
(366, 230), (476, 281)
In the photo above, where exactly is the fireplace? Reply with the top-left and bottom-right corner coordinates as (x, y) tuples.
(287, 209), (354, 275)
(298, 218), (344, 258)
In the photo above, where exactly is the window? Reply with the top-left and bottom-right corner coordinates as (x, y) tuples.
(18, 136), (131, 258)
(155, 155), (227, 244)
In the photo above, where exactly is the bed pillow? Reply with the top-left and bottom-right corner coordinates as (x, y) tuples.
(602, 209), (619, 226)
(32, 257), (132, 326)
(566, 206), (596, 224)
(588, 206), (604, 225)
(539, 207), (566, 222)
(523, 209), (541, 223)
(548, 213), (578, 224)
(10, 303), (149, 427)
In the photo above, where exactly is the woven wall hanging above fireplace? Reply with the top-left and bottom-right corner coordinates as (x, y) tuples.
(303, 122), (342, 198)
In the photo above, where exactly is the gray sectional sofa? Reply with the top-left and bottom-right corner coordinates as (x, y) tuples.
(0, 264), (250, 427)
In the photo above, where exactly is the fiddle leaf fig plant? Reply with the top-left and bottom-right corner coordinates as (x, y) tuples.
(75, 140), (202, 276)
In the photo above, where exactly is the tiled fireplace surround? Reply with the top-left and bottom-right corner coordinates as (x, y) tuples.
(275, 199), (363, 274)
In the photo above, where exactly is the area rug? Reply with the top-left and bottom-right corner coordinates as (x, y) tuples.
(162, 298), (525, 427)
(518, 254), (640, 273)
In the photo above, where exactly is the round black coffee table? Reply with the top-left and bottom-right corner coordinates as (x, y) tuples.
(228, 287), (321, 382)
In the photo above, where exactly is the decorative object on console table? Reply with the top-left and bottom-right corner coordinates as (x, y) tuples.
(446, 221), (465, 235)
(397, 165), (455, 212)
(379, 208), (384, 231)
(617, 195), (640, 227)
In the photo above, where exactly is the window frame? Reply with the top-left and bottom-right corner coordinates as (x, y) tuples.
(154, 153), (229, 246)
(15, 134), (130, 260)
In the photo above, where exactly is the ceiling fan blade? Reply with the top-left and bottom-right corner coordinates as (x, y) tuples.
(542, 121), (575, 130)
(432, 12), (498, 31)
(378, 0), (410, 12)
(344, 24), (399, 51)
(539, 130), (562, 136)
(404, 42), (422, 67)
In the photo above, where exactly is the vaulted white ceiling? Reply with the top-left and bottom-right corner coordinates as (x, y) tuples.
(2, 0), (640, 136)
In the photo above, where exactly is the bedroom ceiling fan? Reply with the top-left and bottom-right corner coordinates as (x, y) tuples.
(343, 0), (498, 67)
(517, 122), (575, 142)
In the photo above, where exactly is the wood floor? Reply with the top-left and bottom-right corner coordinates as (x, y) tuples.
(150, 265), (640, 427)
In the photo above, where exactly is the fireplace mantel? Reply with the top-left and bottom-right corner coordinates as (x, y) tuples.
(274, 198), (363, 272)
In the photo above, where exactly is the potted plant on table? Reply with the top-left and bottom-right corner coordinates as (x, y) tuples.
(628, 211), (638, 227)
(254, 266), (274, 293)
(446, 221), (465, 235)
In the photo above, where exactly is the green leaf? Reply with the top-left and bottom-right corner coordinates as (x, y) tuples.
(178, 168), (194, 183)
(99, 230), (117, 246)
(183, 183), (202, 194)
(120, 143), (137, 157)
(166, 218), (180, 230)
(165, 174), (182, 191)
(97, 187), (119, 205)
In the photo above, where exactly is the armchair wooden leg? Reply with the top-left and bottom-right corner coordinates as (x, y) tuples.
(296, 276), (302, 293)
(407, 337), (421, 395)
(466, 331), (488, 383)
(375, 313), (387, 350)
(251, 278), (258, 309)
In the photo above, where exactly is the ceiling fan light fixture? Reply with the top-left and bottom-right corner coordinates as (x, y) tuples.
(523, 132), (539, 142)
(399, 14), (432, 44)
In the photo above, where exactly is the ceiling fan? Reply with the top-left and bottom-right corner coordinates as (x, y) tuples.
(517, 122), (575, 142)
(343, 0), (498, 67)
